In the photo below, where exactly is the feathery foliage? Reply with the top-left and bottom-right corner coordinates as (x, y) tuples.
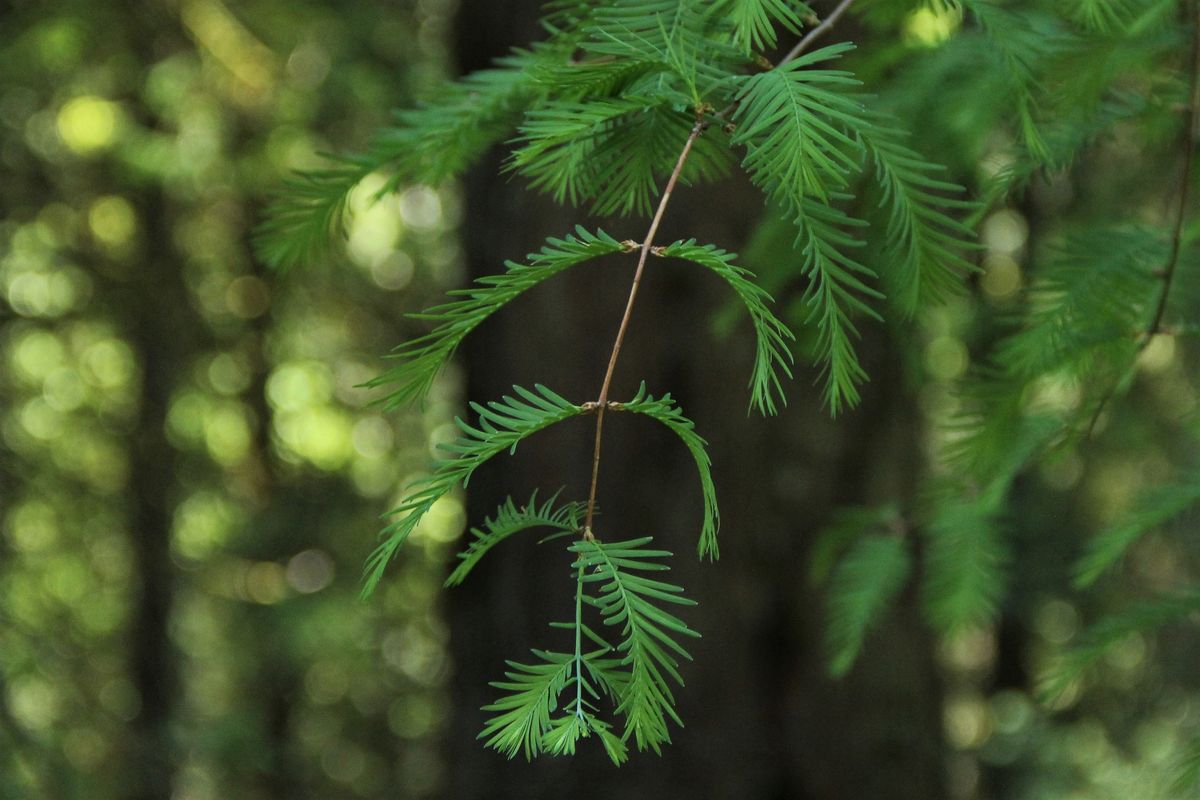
(920, 493), (1008, 633)
(256, 53), (541, 269)
(255, 0), (1200, 773)
(825, 534), (911, 677)
(368, 228), (626, 408)
(619, 384), (720, 559)
(996, 226), (1163, 379)
(732, 43), (870, 203)
(655, 239), (796, 414)
(859, 123), (978, 313)
(478, 537), (697, 763)
(572, 537), (700, 753)
(721, 0), (815, 52)
(363, 384), (586, 594)
(1042, 590), (1200, 701)
(480, 650), (577, 760)
(445, 491), (586, 587)
(791, 196), (880, 413)
(1073, 467), (1200, 588)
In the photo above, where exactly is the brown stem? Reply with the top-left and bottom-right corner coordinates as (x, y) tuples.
(1145, 1), (1200, 341)
(1087, 3), (1200, 436)
(582, 117), (706, 536)
(780, 0), (859, 64)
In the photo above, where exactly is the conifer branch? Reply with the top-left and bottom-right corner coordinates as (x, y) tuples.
(1145, 0), (1200, 342)
(584, 114), (707, 538)
(1086, 8), (1200, 434)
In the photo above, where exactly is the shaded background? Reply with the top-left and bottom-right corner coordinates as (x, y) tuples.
(1, 1), (1198, 799)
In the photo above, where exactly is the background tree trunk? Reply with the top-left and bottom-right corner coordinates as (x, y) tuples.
(440, 2), (949, 797)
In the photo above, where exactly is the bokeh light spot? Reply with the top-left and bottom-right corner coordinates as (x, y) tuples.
(56, 96), (121, 154)
(88, 196), (137, 247)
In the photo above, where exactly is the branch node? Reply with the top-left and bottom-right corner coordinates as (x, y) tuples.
(620, 240), (642, 253)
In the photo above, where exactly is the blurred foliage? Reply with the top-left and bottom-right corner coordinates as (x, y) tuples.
(0, 0), (466, 796)
(2, 0), (1200, 798)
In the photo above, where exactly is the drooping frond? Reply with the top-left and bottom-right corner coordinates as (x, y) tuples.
(255, 54), (540, 270)
(792, 198), (882, 414)
(728, 44), (882, 412)
(619, 384), (720, 558)
(445, 490), (586, 587)
(480, 649), (575, 760)
(731, 42), (871, 204)
(571, 537), (700, 752)
(655, 239), (796, 415)
(825, 534), (912, 677)
(809, 504), (902, 584)
(367, 227), (627, 408)
(920, 493), (1008, 633)
(1073, 467), (1200, 588)
(1041, 590), (1200, 701)
(362, 385), (586, 594)
(859, 122), (978, 314)
(719, 0), (814, 52)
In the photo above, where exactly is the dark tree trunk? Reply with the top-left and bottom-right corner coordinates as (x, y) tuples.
(441, 3), (949, 797)
(120, 185), (190, 800)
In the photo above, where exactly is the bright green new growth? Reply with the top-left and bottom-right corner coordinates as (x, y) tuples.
(362, 384), (587, 596)
(479, 537), (697, 764)
(444, 490), (587, 588)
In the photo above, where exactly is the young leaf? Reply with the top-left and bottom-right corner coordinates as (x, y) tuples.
(445, 490), (586, 587)
(367, 227), (627, 408)
(825, 534), (912, 677)
(362, 385), (587, 595)
(655, 239), (796, 415)
(480, 650), (575, 760)
(619, 384), (720, 559)
(571, 537), (700, 752)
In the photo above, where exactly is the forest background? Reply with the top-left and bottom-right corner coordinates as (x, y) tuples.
(1, 0), (1199, 799)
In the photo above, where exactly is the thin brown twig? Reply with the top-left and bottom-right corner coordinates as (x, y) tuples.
(780, 0), (859, 64)
(582, 117), (706, 537)
(1086, 2), (1200, 436)
(580, 2), (865, 538)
